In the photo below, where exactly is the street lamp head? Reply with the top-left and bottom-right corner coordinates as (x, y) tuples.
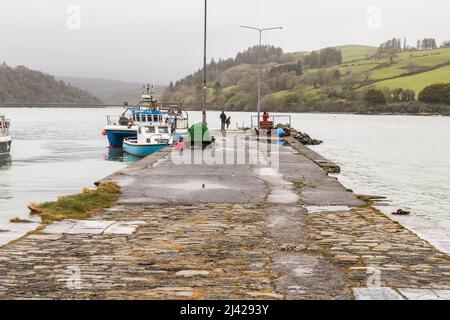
(238, 24), (283, 130)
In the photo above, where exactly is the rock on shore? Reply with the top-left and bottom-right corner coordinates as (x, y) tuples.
(276, 124), (323, 145)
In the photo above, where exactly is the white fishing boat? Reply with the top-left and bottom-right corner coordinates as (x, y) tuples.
(0, 115), (12, 156)
(123, 124), (173, 157)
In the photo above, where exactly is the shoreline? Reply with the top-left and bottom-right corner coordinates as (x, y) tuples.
(2, 106), (449, 117)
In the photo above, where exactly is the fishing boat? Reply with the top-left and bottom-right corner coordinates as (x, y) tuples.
(0, 115), (12, 156)
(123, 124), (173, 157)
(104, 85), (188, 148)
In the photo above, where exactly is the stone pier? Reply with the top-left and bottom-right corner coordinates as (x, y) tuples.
(0, 132), (449, 300)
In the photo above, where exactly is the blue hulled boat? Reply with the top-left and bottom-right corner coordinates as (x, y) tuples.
(123, 124), (173, 157)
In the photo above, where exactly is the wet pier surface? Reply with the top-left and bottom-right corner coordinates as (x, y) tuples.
(1, 132), (450, 300)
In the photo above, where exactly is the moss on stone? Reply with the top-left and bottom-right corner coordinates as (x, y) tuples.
(28, 181), (121, 224)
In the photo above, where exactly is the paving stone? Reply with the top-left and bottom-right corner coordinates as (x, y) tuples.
(432, 289), (450, 300)
(398, 288), (440, 300)
(175, 270), (210, 277)
(353, 288), (404, 300)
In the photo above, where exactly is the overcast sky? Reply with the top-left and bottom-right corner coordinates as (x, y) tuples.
(0, 0), (448, 84)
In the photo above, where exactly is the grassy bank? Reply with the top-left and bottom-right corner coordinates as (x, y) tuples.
(28, 182), (121, 224)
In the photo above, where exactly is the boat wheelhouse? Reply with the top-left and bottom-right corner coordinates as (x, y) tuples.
(0, 115), (12, 156)
(123, 124), (173, 157)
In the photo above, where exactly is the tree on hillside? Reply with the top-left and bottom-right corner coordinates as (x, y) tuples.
(441, 41), (450, 48)
(269, 60), (303, 76)
(401, 89), (416, 101)
(364, 89), (387, 105)
(390, 88), (404, 102)
(377, 38), (403, 63)
(378, 38), (402, 52)
(418, 83), (450, 104)
(304, 48), (342, 69)
(417, 38), (437, 51)
(214, 81), (222, 96)
(333, 69), (341, 80)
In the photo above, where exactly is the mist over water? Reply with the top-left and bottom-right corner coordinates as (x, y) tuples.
(1, 108), (449, 232)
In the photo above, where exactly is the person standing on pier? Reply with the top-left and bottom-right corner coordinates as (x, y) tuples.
(220, 111), (227, 131)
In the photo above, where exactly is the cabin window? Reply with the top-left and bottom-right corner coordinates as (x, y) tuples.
(159, 127), (169, 134)
(147, 115), (152, 122)
(143, 126), (155, 134)
(152, 115), (158, 122)
(159, 115), (163, 122)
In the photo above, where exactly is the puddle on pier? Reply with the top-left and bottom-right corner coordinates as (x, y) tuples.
(255, 167), (299, 204)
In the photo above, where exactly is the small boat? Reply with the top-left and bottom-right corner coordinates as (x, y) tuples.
(123, 124), (173, 157)
(0, 115), (12, 156)
(104, 84), (188, 148)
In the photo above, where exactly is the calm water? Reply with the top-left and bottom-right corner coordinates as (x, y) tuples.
(0, 108), (138, 225)
(0, 108), (449, 231)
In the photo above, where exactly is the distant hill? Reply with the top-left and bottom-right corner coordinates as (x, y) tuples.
(163, 44), (450, 113)
(56, 76), (166, 104)
(0, 64), (101, 104)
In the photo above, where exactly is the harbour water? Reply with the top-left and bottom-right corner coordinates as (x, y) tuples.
(0, 108), (449, 232)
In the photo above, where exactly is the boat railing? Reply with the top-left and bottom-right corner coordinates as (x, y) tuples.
(106, 115), (122, 126)
(250, 115), (292, 129)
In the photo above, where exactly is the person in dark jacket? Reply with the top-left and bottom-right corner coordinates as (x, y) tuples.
(220, 111), (227, 131)
(226, 116), (231, 130)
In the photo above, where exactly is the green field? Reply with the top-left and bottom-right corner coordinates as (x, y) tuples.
(370, 64), (450, 93)
(333, 45), (378, 62)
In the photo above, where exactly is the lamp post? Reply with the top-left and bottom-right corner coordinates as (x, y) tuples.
(239, 25), (282, 129)
(202, 0), (208, 125)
